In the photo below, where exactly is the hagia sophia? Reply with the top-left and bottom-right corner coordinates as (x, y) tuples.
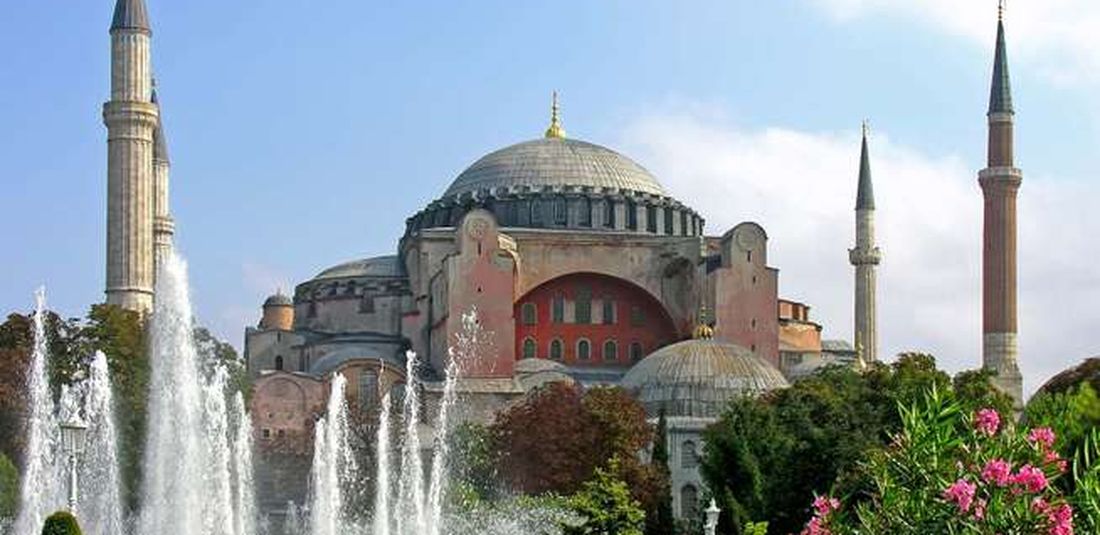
(100, 0), (1024, 521)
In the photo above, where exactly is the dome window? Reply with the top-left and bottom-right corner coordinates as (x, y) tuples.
(603, 198), (615, 228)
(579, 197), (592, 227)
(626, 200), (638, 230)
(646, 206), (657, 233)
(664, 207), (674, 234)
(553, 196), (567, 225)
(681, 440), (699, 469)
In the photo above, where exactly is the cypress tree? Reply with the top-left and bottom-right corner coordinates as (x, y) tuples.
(646, 407), (675, 535)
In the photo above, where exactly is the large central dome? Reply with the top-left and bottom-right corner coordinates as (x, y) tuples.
(443, 137), (667, 198)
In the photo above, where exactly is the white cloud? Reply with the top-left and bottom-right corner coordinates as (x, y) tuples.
(618, 111), (1100, 396)
(811, 0), (1100, 86)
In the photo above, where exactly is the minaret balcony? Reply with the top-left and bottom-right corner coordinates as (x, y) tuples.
(849, 247), (882, 266)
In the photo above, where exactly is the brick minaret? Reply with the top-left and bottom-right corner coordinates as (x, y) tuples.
(850, 122), (881, 362)
(979, 6), (1023, 404)
(104, 0), (158, 312)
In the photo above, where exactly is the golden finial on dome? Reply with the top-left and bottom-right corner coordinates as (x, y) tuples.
(693, 300), (714, 340)
(545, 91), (566, 139)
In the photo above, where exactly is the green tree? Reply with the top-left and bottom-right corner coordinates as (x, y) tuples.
(701, 354), (1008, 534)
(0, 452), (18, 519)
(563, 460), (645, 535)
(40, 511), (82, 535)
(449, 421), (500, 507)
(646, 408), (674, 535)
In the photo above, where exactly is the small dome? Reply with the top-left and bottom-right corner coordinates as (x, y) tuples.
(263, 293), (293, 307)
(442, 137), (666, 198)
(312, 255), (402, 281)
(515, 358), (575, 391)
(621, 339), (788, 418)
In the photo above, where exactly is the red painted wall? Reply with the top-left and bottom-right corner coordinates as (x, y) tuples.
(513, 273), (678, 367)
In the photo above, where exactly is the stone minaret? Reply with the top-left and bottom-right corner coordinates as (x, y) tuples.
(979, 5), (1024, 404)
(151, 89), (175, 270)
(104, 0), (158, 312)
(849, 123), (881, 362)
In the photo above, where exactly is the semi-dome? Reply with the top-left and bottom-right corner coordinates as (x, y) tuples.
(442, 137), (667, 198)
(621, 338), (789, 418)
(312, 255), (402, 281)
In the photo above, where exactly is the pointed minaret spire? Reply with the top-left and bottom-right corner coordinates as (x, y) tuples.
(112, 0), (150, 33)
(850, 121), (882, 363)
(989, 1), (1013, 115)
(856, 120), (875, 210)
(544, 91), (566, 139)
(980, 1), (1024, 406)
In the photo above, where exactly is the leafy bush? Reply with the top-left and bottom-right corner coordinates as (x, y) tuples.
(0, 452), (17, 519)
(807, 387), (1076, 534)
(562, 459), (645, 535)
(40, 511), (82, 535)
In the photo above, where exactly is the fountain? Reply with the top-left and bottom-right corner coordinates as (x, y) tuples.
(138, 249), (255, 535)
(14, 292), (126, 535)
(305, 309), (567, 535)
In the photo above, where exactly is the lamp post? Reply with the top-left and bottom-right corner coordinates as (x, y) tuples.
(704, 499), (721, 535)
(59, 417), (88, 513)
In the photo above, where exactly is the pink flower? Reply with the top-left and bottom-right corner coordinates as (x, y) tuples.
(813, 495), (840, 516)
(1048, 503), (1074, 535)
(1044, 450), (1068, 473)
(975, 408), (1001, 436)
(800, 516), (831, 535)
(1013, 464), (1049, 493)
(943, 479), (977, 513)
(1033, 497), (1051, 514)
(1029, 427), (1057, 449)
(974, 498), (987, 520)
(982, 458), (1013, 486)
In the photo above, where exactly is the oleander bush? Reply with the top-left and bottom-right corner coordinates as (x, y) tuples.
(802, 387), (1099, 535)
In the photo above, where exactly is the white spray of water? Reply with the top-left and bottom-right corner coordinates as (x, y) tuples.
(14, 288), (62, 534)
(232, 393), (257, 535)
(139, 249), (255, 535)
(396, 350), (426, 535)
(308, 373), (356, 535)
(77, 352), (125, 535)
(372, 393), (392, 535)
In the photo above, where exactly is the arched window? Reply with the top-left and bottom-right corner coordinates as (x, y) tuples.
(553, 196), (568, 225)
(626, 199), (638, 230)
(575, 286), (592, 324)
(681, 485), (699, 519)
(550, 339), (564, 360)
(603, 198), (615, 228)
(359, 370), (378, 410)
(274, 355), (284, 371)
(682, 440), (699, 469)
(603, 340), (618, 362)
(552, 295), (565, 323)
(680, 211), (688, 236)
(521, 302), (537, 325)
(630, 305), (645, 327)
(646, 205), (658, 232)
(664, 207), (674, 234)
(577, 339), (591, 361)
(523, 338), (537, 359)
(579, 197), (592, 227)
(346, 280), (357, 295)
(630, 342), (644, 362)
(602, 298), (615, 325)
(530, 199), (543, 226)
(390, 383), (406, 409)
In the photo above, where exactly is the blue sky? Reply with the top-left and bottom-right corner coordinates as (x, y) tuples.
(3, 0), (1099, 394)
